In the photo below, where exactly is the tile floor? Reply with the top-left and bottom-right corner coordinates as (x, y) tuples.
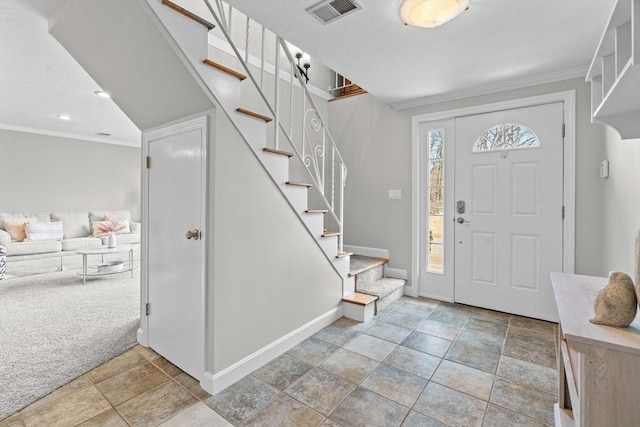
(2, 297), (558, 427)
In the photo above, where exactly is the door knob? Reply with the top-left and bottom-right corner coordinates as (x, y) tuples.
(185, 229), (200, 240)
(456, 217), (471, 224)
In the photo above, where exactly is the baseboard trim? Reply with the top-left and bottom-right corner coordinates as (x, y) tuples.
(343, 245), (389, 259)
(419, 292), (453, 303)
(136, 328), (148, 346)
(385, 267), (407, 280)
(200, 306), (343, 395)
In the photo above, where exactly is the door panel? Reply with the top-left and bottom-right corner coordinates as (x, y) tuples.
(454, 103), (563, 321)
(146, 121), (205, 380)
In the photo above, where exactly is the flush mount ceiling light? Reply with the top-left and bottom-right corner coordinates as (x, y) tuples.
(56, 114), (72, 120)
(94, 90), (110, 98)
(400, 0), (469, 28)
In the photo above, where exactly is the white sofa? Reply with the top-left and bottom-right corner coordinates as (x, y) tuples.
(0, 210), (140, 275)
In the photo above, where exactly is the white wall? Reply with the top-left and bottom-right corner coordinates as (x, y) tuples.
(210, 105), (343, 374)
(329, 78), (608, 278)
(601, 127), (640, 276)
(0, 129), (141, 219)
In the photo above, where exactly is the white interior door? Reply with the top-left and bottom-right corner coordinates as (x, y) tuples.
(454, 103), (563, 321)
(145, 117), (206, 380)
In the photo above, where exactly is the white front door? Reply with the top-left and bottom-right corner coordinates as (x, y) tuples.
(453, 103), (563, 321)
(144, 117), (207, 380)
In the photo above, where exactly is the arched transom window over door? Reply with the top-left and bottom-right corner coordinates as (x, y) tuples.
(473, 123), (540, 152)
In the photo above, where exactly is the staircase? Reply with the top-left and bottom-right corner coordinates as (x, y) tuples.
(146, 0), (355, 292)
(345, 255), (406, 315)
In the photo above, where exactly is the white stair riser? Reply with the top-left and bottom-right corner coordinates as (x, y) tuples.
(332, 256), (350, 277)
(318, 235), (339, 258)
(201, 70), (242, 107)
(232, 114), (268, 152)
(343, 301), (375, 322)
(301, 213), (324, 236)
(343, 275), (356, 296)
(281, 185), (308, 213)
(149, 0), (208, 64)
(259, 151), (290, 184)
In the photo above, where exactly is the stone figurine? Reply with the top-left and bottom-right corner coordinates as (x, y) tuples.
(590, 271), (637, 327)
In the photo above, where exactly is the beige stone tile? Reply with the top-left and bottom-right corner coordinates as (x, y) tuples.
(87, 349), (146, 383)
(413, 382), (486, 427)
(22, 375), (93, 412)
(174, 373), (211, 400)
(431, 360), (495, 401)
(251, 354), (313, 391)
(96, 361), (170, 406)
(22, 386), (111, 427)
(241, 393), (324, 427)
(383, 345), (441, 379)
(490, 378), (555, 425)
(509, 316), (556, 335)
(134, 345), (183, 377)
(483, 404), (549, 427)
(117, 380), (197, 427)
(77, 409), (128, 427)
(0, 414), (25, 427)
(415, 318), (461, 340)
(159, 402), (232, 427)
(329, 386), (409, 427)
(343, 334), (398, 362)
(319, 349), (379, 384)
(286, 337), (340, 366)
(204, 376), (277, 425)
(284, 368), (355, 415)
(496, 356), (557, 396)
(360, 363), (427, 408)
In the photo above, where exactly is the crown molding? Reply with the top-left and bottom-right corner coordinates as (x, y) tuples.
(0, 123), (140, 148)
(391, 65), (588, 111)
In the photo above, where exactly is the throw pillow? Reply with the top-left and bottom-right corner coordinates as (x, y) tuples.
(92, 219), (130, 237)
(25, 221), (64, 242)
(4, 217), (38, 242)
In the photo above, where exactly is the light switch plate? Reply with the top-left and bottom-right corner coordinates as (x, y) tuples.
(388, 189), (402, 200)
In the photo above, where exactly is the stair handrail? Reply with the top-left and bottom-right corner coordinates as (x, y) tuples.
(203, 0), (347, 251)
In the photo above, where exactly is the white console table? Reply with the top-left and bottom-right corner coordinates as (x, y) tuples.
(551, 272), (640, 427)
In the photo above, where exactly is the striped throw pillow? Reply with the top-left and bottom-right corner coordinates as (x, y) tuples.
(25, 221), (64, 242)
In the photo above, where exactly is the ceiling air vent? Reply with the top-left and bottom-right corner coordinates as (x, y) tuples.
(306, 0), (362, 25)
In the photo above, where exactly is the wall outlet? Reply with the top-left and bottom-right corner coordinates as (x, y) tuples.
(600, 160), (609, 178)
(388, 189), (402, 200)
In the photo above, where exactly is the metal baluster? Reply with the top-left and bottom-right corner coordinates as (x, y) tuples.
(289, 63), (294, 141)
(260, 26), (265, 89)
(339, 164), (345, 252)
(274, 37), (280, 150)
(331, 145), (336, 211)
(216, 0), (226, 31)
(245, 16), (250, 63)
(302, 90), (306, 161)
(227, 4), (232, 35)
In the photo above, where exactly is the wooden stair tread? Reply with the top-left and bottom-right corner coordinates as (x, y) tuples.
(162, 0), (215, 30)
(203, 59), (246, 80)
(321, 231), (341, 237)
(342, 292), (378, 306)
(263, 147), (294, 158)
(286, 181), (312, 187)
(336, 251), (354, 258)
(329, 89), (368, 102)
(305, 209), (328, 214)
(236, 108), (272, 123)
(349, 255), (389, 277)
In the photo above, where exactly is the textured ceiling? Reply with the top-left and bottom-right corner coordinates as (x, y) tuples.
(0, 0), (616, 142)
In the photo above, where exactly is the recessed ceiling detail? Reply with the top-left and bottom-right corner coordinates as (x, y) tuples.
(306, 0), (362, 25)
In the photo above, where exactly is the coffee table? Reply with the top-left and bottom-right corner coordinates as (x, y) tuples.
(76, 244), (134, 284)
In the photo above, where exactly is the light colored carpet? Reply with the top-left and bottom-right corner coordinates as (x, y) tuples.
(0, 269), (140, 419)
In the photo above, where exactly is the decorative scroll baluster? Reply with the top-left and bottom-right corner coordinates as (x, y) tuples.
(204, 1), (347, 252)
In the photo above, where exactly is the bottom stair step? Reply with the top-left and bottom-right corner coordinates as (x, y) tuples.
(357, 277), (406, 313)
(342, 292), (377, 322)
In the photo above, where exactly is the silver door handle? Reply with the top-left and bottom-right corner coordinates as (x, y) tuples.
(456, 217), (471, 224)
(185, 229), (200, 240)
